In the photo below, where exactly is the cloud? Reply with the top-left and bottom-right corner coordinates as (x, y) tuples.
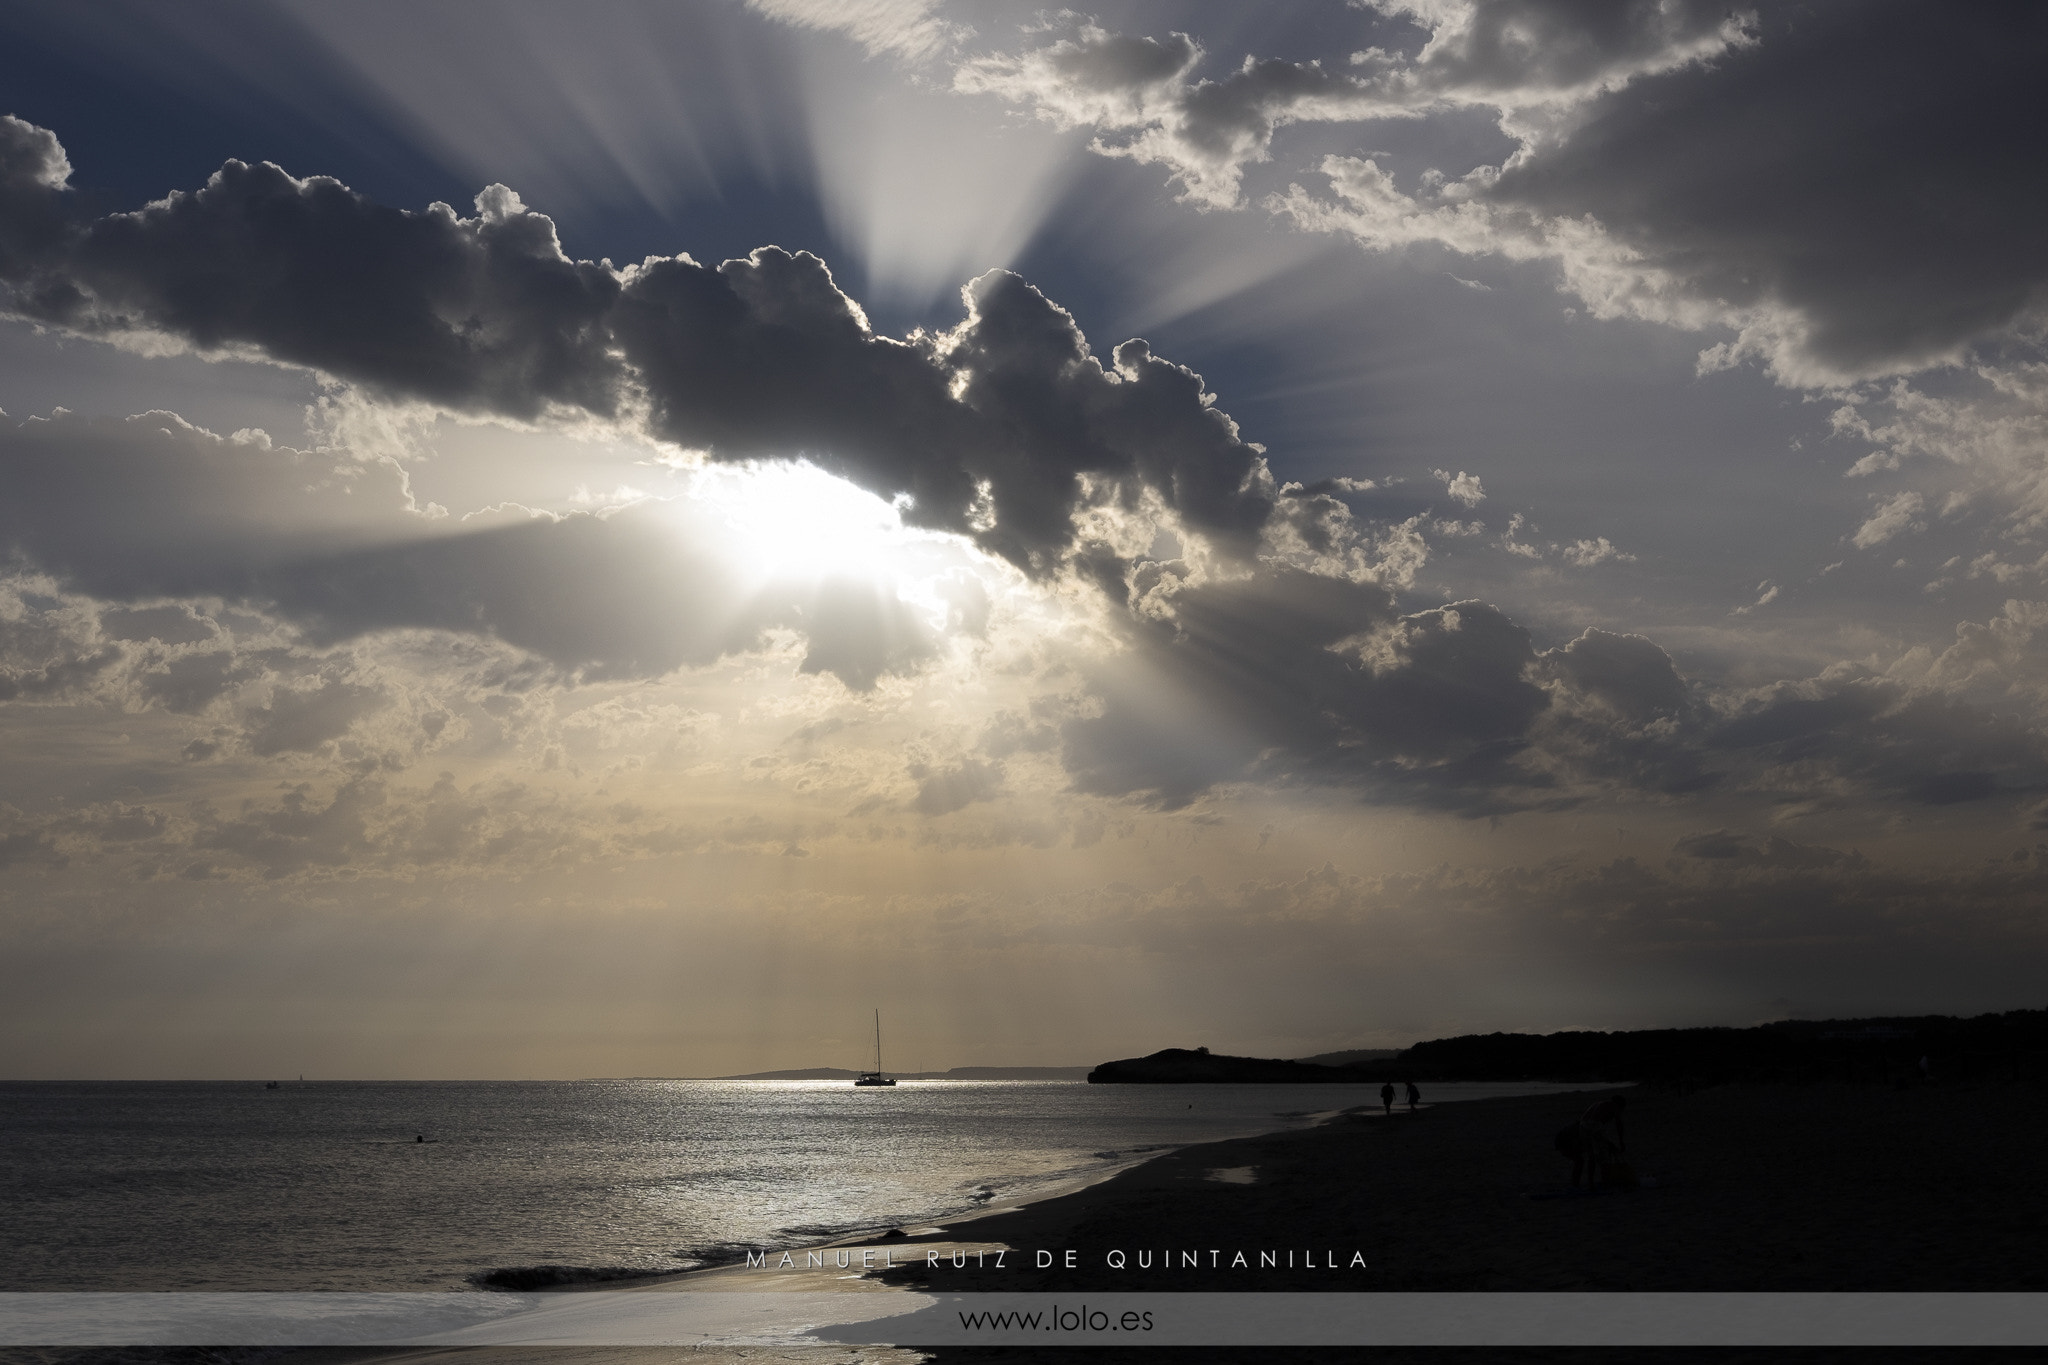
(1581, 9), (2039, 381)
(745, 0), (965, 62)
(910, 756), (1004, 816)
(266, 504), (947, 691)
(0, 410), (416, 601)
(1432, 467), (1485, 506)
(1831, 366), (2048, 532)
(241, 674), (389, 757)
(136, 649), (259, 715)
(1558, 536), (1632, 567)
(1852, 492), (1925, 550)
(0, 113), (72, 281)
(0, 410), (953, 692)
(1540, 628), (1688, 724)
(0, 828), (66, 870)
(952, 3), (1750, 209)
(956, 21), (1389, 209)
(1062, 574), (1564, 813)
(1893, 599), (2048, 694)
(1479, 2), (2048, 383)
(7, 116), (2048, 831)
(1709, 671), (2048, 813)
(0, 124), (1284, 580)
(6, 152), (625, 420)
(1069, 4), (2036, 391)
(1369, 0), (1756, 112)
(1054, 569), (2048, 820)
(1731, 580), (1777, 615)
(616, 253), (1281, 573)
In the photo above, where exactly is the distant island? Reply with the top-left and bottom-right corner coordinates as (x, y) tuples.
(1087, 1010), (2047, 1084)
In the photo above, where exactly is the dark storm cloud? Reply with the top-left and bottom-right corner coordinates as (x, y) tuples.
(603, 250), (1278, 572)
(1481, 1), (2048, 377)
(0, 114), (70, 280)
(0, 118), (1276, 575)
(0, 133), (625, 420)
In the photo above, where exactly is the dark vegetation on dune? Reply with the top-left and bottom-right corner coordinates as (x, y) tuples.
(1089, 1009), (2048, 1085)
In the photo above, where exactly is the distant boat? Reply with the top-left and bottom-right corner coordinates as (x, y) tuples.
(264, 1081), (280, 1089)
(854, 1009), (896, 1087)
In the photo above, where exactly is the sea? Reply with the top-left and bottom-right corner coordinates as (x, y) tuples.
(2, 1079), (1603, 1291)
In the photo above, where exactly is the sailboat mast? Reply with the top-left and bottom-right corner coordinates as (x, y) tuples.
(874, 1008), (883, 1074)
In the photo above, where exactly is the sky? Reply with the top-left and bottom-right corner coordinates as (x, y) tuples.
(1, 0), (2044, 1079)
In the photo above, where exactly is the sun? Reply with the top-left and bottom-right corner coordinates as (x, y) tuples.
(687, 460), (917, 583)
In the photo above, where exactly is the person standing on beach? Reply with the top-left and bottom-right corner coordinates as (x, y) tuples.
(1404, 1081), (1421, 1111)
(1578, 1095), (1627, 1186)
(1581, 1095), (1625, 1153)
(1380, 1082), (1395, 1115)
(1554, 1095), (1628, 1188)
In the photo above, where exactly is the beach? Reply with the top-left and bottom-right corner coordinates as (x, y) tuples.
(878, 1079), (2047, 1295)
(14, 1078), (2042, 1364)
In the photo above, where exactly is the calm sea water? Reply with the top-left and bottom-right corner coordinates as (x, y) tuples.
(1, 1079), (1600, 1290)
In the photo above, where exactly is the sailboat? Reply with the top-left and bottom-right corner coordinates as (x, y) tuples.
(854, 1009), (896, 1087)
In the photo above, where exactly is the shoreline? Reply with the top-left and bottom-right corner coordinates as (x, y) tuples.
(532, 1090), (1384, 1297)
(599, 1081), (1621, 1296)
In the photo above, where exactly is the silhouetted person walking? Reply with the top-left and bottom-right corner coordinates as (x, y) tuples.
(1379, 1082), (1395, 1115)
(1404, 1080), (1420, 1111)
